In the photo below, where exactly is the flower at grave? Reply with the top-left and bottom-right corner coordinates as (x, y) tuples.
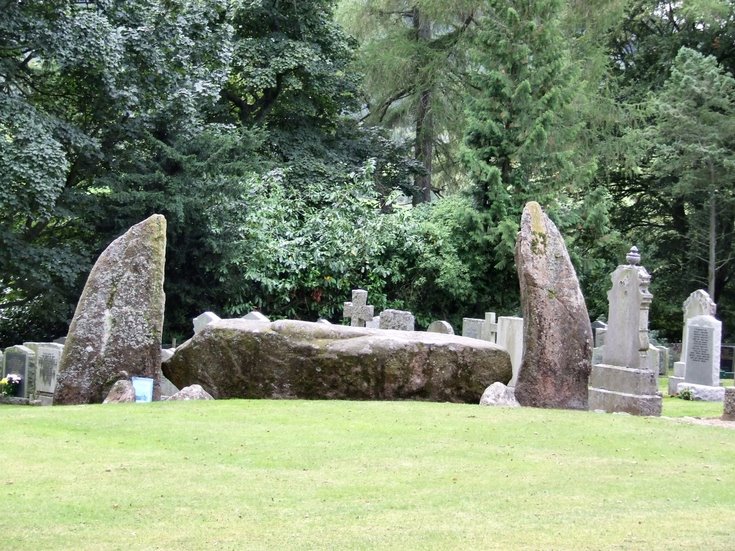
(0, 374), (22, 396)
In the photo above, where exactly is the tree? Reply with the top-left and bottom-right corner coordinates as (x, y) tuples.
(605, 0), (735, 337)
(641, 47), (735, 300)
(338, 0), (482, 203)
(0, 0), (233, 346)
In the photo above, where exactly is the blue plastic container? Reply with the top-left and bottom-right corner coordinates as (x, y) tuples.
(131, 377), (154, 403)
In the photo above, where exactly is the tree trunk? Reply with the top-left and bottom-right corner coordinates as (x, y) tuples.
(709, 185), (716, 298)
(413, 8), (433, 205)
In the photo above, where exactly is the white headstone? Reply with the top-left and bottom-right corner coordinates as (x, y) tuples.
(243, 311), (270, 322)
(497, 316), (524, 387)
(683, 314), (721, 387)
(427, 320), (454, 334)
(193, 311), (221, 334)
(343, 289), (374, 327)
(379, 309), (415, 331)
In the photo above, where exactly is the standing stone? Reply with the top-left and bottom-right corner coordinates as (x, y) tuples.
(514, 202), (593, 410)
(343, 289), (374, 327)
(54, 215), (167, 405)
(193, 311), (221, 334)
(591, 320), (607, 347)
(2, 345), (36, 399)
(379, 309), (415, 331)
(427, 321), (454, 335)
(588, 247), (662, 416)
(497, 316), (524, 388)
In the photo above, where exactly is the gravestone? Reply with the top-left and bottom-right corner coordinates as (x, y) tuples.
(588, 247), (662, 416)
(365, 315), (381, 329)
(193, 311), (221, 334)
(243, 311), (270, 322)
(683, 315), (721, 387)
(3, 345), (36, 399)
(480, 312), (498, 343)
(427, 320), (454, 334)
(671, 290), (717, 394)
(379, 309), (415, 331)
(462, 318), (484, 340)
(514, 202), (593, 410)
(26, 343), (63, 405)
(343, 289), (374, 327)
(55, 214), (166, 405)
(591, 321), (607, 347)
(497, 316), (524, 388)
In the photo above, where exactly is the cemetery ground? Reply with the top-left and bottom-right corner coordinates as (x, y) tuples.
(1, 394), (734, 550)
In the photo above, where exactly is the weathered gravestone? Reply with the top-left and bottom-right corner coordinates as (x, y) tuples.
(193, 311), (221, 334)
(514, 202), (593, 410)
(54, 215), (166, 405)
(723, 388), (735, 421)
(365, 316), (381, 329)
(343, 289), (374, 327)
(379, 309), (415, 331)
(670, 290), (717, 395)
(3, 345), (36, 399)
(25, 342), (63, 405)
(427, 320), (454, 334)
(588, 247), (662, 416)
(462, 318), (485, 340)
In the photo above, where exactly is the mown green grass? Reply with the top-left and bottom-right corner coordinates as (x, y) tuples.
(0, 398), (732, 550)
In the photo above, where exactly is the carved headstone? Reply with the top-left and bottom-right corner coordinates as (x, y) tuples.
(671, 290), (717, 394)
(514, 202), (593, 410)
(462, 318), (484, 339)
(683, 315), (721, 387)
(25, 342), (63, 405)
(588, 247), (662, 416)
(54, 215), (167, 405)
(343, 289), (374, 327)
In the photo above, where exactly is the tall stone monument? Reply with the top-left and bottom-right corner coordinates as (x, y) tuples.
(588, 247), (662, 416)
(54, 215), (167, 404)
(514, 202), (593, 410)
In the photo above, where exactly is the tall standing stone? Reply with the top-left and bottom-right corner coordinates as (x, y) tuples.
(54, 215), (167, 405)
(514, 202), (593, 410)
(588, 247), (662, 416)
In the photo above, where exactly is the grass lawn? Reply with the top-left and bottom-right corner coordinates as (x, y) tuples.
(0, 396), (733, 550)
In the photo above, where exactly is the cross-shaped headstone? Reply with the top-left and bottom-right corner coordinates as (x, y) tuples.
(343, 289), (374, 327)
